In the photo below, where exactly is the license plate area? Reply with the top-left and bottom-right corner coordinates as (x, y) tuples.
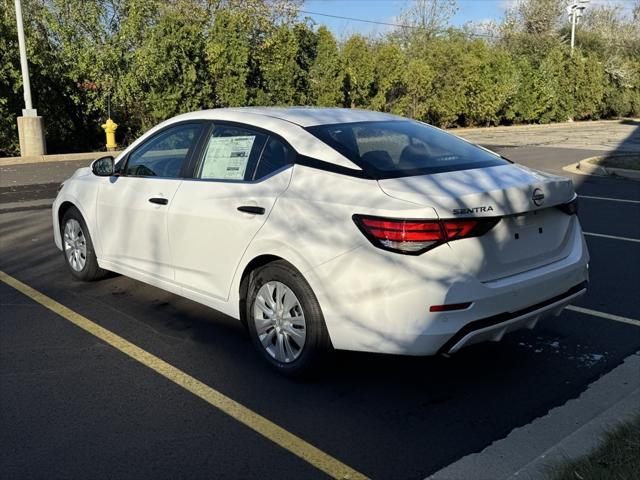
(509, 211), (544, 239)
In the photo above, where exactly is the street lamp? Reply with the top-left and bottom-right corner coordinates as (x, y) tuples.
(14, 0), (46, 156)
(567, 0), (590, 55)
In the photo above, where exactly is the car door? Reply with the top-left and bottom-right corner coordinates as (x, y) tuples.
(168, 122), (294, 301)
(96, 122), (204, 282)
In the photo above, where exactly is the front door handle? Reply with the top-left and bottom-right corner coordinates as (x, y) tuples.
(149, 197), (168, 205)
(237, 205), (265, 215)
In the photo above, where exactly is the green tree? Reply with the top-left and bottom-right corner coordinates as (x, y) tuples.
(416, 35), (470, 126)
(0, 0), (107, 154)
(0, 3), (22, 155)
(601, 56), (639, 118)
(308, 26), (341, 106)
(2, 0), (639, 156)
(371, 42), (407, 114)
(291, 22), (318, 105)
(463, 42), (517, 126)
(341, 34), (375, 108)
(256, 25), (300, 105)
(570, 53), (605, 119)
(505, 58), (549, 123)
(537, 47), (573, 122)
(397, 59), (435, 120)
(206, 10), (253, 107)
(130, 3), (211, 129)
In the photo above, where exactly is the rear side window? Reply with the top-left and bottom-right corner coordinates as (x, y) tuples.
(124, 123), (201, 177)
(253, 137), (295, 180)
(307, 120), (508, 179)
(197, 125), (267, 181)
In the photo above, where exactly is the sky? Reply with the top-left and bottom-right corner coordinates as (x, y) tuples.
(299, 0), (634, 38)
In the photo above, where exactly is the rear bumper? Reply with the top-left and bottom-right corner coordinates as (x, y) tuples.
(310, 220), (590, 355)
(438, 281), (587, 354)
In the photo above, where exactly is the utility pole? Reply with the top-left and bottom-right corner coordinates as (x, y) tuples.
(14, 0), (46, 156)
(567, 0), (590, 55)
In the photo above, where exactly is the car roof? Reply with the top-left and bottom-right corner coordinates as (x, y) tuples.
(119, 108), (404, 172)
(174, 107), (401, 128)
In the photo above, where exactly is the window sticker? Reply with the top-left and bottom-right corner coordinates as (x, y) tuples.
(200, 135), (256, 180)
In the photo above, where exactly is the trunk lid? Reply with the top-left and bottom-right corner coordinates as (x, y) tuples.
(378, 164), (573, 217)
(378, 164), (578, 281)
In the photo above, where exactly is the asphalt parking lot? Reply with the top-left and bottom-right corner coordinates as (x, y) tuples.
(1, 124), (639, 479)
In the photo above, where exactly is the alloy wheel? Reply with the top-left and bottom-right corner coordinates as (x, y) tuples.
(63, 218), (87, 272)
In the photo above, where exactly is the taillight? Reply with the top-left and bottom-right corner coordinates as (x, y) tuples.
(556, 197), (578, 215)
(353, 214), (500, 255)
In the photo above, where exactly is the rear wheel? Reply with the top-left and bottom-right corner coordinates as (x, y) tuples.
(61, 207), (107, 281)
(246, 261), (331, 377)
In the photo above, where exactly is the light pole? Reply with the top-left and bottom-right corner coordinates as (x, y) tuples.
(14, 0), (46, 156)
(567, 0), (590, 55)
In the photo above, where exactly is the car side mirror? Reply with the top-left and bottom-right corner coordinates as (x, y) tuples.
(92, 156), (115, 176)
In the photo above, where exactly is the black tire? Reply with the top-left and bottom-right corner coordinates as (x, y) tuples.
(60, 206), (108, 281)
(246, 260), (332, 377)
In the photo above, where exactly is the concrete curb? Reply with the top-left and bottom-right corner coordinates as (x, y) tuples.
(426, 352), (640, 480)
(0, 151), (121, 167)
(606, 166), (640, 179)
(563, 159), (640, 181)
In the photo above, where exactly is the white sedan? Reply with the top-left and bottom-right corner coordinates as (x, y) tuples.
(53, 108), (589, 376)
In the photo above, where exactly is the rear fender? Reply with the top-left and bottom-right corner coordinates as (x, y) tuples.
(228, 239), (327, 311)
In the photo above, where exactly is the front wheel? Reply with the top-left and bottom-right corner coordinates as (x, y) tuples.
(246, 261), (331, 377)
(61, 206), (107, 281)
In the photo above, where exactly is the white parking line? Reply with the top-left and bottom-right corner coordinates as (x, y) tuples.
(583, 232), (640, 244)
(566, 305), (640, 327)
(579, 195), (640, 205)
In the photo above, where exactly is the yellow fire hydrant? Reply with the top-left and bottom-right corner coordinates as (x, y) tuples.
(101, 118), (118, 151)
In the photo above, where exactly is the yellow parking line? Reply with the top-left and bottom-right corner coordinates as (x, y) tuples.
(0, 270), (368, 480)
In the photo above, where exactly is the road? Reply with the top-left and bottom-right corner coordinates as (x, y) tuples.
(1, 128), (639, 479)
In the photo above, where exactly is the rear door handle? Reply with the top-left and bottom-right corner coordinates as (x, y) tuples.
(237, 205), (265, 215)
(149, 197), (168, 205)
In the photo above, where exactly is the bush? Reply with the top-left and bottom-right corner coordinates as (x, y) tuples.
(1, 0), (638, 155)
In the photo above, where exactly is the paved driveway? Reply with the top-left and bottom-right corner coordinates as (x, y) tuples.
(1, 121), (639, 479)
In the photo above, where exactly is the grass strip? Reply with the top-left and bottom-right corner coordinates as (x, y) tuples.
(548, 413), (640, 480)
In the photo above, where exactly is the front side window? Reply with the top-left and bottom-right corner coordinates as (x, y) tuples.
(307, 120), (508, 179)
(197, 125), (268, 181)
(124, 123), (202, 177)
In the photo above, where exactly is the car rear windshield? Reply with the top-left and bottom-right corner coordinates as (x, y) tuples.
(306, 120), (508, 179)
